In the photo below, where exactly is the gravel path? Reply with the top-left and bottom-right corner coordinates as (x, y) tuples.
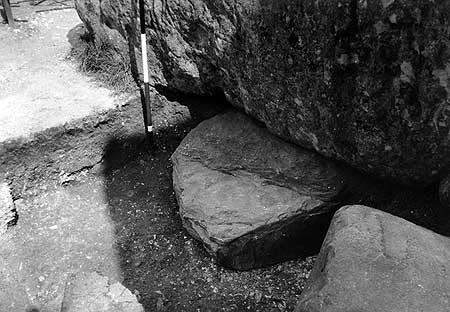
(0, 4), (124, 142)
(0, 175), (121, 311)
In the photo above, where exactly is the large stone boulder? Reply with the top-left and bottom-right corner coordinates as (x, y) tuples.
(296, 205), (450, 312)
(74, 0), (450, 186)
(172, 111), (388, 270)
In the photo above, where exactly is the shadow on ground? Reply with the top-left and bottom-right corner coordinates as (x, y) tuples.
(90, 78), (325, 311)
(98, 110), (317, 311)
(97, 107), (450, 312)
(3, 86), (450, 311)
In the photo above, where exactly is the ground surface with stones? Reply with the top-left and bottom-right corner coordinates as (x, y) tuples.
(0, 97), (316, 311)
(3, 2), (450, 312)
(0, 6), (315, 310)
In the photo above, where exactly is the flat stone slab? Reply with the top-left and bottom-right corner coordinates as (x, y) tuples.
(296, 205), (450, 312)
(61, 272), (143, 312)
(172, 112), (386, 270)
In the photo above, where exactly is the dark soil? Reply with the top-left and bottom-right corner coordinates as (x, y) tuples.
(0, 92), (317, 312)
(3, 8), (449, 311)
(102, 146), (315, 311)
(2, 88), (450, 311)
(2, 27), (450, 310)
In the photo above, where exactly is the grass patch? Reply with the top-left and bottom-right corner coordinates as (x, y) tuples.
(68, 28), (137, 95)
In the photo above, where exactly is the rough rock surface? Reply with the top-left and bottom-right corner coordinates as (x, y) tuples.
(75, 0), (450, 186)
(0, 182), (17, 234)
(61, 272), (144, 312)
(296, 205), (450, 312)
(172, 111), (388, 270)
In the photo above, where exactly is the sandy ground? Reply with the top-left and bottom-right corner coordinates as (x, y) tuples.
(0, 176), (122, 311)
(0, 2), (131, 310)
(0, 3), (123, 142)
(0, 98), (317, 311)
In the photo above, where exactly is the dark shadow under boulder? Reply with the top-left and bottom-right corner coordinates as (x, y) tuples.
(75, 0), (450, 187)
(171, 111), (389, 270)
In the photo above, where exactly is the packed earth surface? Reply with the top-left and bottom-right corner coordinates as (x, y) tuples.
(2, 1), (450, 312)
(0, 96), (320, 311)
(0, 1), (125, 142)
(0, 3), (316, 311)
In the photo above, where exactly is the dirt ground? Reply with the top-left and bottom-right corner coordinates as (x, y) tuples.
(0, 1), (125, 142)
(0, 4), (316, 309)
(0, 94), (316, 311)
(2, 2), (450, 312)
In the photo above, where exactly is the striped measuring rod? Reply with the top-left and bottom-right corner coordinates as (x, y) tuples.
(139, 0), (154, 144)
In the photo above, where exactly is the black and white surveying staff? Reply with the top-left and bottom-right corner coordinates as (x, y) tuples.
(139, 0), (154, 145)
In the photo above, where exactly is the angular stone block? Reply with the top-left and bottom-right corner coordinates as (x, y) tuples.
(296, 205), (450, 312)
(172, 112), (386, 270)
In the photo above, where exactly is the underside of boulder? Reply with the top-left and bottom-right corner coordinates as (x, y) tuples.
(75, 0), (450, 186)
(296, 205), (450, 312)
(171, 111), (388, 270)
